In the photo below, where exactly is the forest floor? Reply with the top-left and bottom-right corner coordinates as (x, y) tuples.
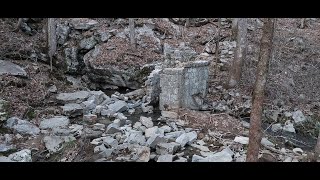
(0, 18), (319, 162)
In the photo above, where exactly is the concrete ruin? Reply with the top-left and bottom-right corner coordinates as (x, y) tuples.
(159, 60), (210, 110)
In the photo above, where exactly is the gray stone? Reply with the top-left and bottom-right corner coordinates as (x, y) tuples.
(40, 116), (70, 129)
(52, 127), (71, 136)
(271, 123), (283, 132)
(79, 36), (98, 50)
(0, 156), (13, 162)
(185, 131), (197, 144)
(108, 100), (128, 113)
(99, 148), (113, 158)
(159, 61), (209, 110)
(8, 149), (32, 162)
(144, 67), (162, 103)
(293, 148), (303, 155)
(284, 112), (292, 117)
(94, 144), (107, 153)
(283, 121), (296, 133)
(234, 136), (249, 145)
(5, 117), (40, 135)
(48, 85), (57, 93)
(161, 111), (178, 119)
(159, 125), (172, 133)
(140, 116), (153, 128)
(91, 137), (110, 145)
(261, 138), (275, 148)
(116, 113), (127, 120)
(81, 100), (96, 114)
(174, 157), (188, 162)
(0, 144), (15, 153)
(125, 131), (146, 146)
(113, 119), (126, 127)
(207, 149), (233, 162)
(43, 136), (64, 153)
(82, 128), (103, 139)
(61, 103), (83, 117)
(145, 126), (164, 138)
(64, 47), (80, 74)
(56, 91), (89, 104)
(125, 89), (146, 99)
(0, 98), (9, 122)
(103, 136), (118, 148)
(175, 133), (189, 147)
(89, 91), (106, 104)
(146, 135), (167, 148)
(157, 154), (173, 162)
(192, 154), (207, 162)
(97, 31), (112, 42)
(71, 18), (98, 30)
(156, 142), (180, 155)
(93, 123), (105, 130)
(190, 144), (210, 152)
(106, 123), (122, 134)
(0, 60), (27, 77)
(101, 108), (115, 117)
(83, 114), (97, 124)
(164, 131), (185, 140)
(292, 110), (306, 123)
(129, 145), (150, 162)
(56, 24), (70, 45)
(141, 104), (153, 113)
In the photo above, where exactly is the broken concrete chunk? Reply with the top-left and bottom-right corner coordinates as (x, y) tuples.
(56, 91), (89, 104)
(40, 116), (70, 129)
(146, 135), (167, 148)
(156, 142), (180, 155)
(140, 116), (153, 128)
(157, 154), (173, 162)
(61, 103), (83, 117)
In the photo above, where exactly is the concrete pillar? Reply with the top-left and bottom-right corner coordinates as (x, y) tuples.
(159, 60), (209, 111)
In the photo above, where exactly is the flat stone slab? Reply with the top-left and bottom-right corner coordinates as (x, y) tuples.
(0, 60), (27, 77)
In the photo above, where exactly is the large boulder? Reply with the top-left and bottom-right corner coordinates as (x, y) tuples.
(39, 116), (70, 130)
(83, 44), (155, 89)
(56, 91), (89, 104)
(0, 60), (27, 77)
(5, 117), (40, 135)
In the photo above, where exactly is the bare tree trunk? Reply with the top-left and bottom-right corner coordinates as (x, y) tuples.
(214, 18), (221, 78)
(246, 18), (276, 162)
(129, 18), (136, 49)
(13, 18), (23, 32)
(47, 18), (57, 72)
(299, 18), (306, 29)
(231, 18), (238, 41)
(185, 18), (190, 27)
(227, 18), (248, 88)
(313, 132), (320, 161)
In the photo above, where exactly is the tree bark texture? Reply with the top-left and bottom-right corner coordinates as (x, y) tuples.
(246, 18), (275, 162)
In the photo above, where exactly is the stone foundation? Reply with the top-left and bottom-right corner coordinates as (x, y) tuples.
(159, 60), (209, 110)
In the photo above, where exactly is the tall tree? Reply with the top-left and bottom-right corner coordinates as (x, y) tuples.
(129, 18), (136, 49)
(247, 18), (276, 162)
(214, 18), (221, 78)
(47, 18), (57, 72)
(313, 132), (320, 161)
(227, 18), (248, 88)
(299, 18), (306, 29)
(231, 18), (238, 41)
(13, 18), (23, 32)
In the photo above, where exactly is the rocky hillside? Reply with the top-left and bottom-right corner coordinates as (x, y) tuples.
(0, 18), (319, 162)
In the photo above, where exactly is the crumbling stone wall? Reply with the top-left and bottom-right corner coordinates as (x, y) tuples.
(159, 61), (209, 110)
